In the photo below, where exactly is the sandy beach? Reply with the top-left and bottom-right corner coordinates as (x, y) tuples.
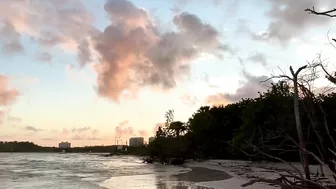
(184, 160), (280, 189)
(173, 167), (232, 183)
(181, 159), (335, 189)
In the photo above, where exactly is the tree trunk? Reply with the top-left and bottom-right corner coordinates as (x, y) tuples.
(292, 73), (310, 180)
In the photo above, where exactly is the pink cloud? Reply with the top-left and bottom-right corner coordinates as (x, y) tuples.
(115, 120), (134, 138)
(0, 0), (230, 103)
(59, 127), (105, 142)
(206, 70), (274, 105)
(0, 0), (95, 57)
(0, 75), (19, 106)
(93, 0), (226, 102)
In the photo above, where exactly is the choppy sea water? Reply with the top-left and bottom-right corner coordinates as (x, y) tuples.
(0, 153), (195, 189)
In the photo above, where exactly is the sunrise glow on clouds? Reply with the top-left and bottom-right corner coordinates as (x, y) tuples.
(0, 0), (336, 146)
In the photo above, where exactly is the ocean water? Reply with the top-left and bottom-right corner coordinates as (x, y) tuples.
(0, 153), (194, 189)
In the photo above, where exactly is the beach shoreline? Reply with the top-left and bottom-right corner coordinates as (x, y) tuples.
(181, 159), (336, 189)
(173, 166), (232, 183)
(184, 160), (279, 189)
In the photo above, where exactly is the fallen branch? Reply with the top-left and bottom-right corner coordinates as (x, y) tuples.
(280, 174), (329, 189)
(241, 177), (283, 187)
(247, 142), (304, 178)
(242, 174), (330, 189)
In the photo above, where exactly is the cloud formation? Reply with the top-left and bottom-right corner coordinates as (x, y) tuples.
(71, 135), (101, 141)
(0, 0), (228, 102)
(171, 0), (226, 13)
(36, 52), (52, 62)
(247, 52), (268, 67)
(206, 70), (274, 105)
(115, 120), (134, 138)
(0, 75), (19, 106)
(0, 21), (24, 54)
(71, 126), (91, 133)
(25, 126), (42, 132)
(93, 0), (225, 101)
(238, 1), (336, 44)
(60, 127), (103, 141)
(0, 0), (95, 58)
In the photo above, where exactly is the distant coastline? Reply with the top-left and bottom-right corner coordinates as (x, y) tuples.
(0, 141), (148, 155)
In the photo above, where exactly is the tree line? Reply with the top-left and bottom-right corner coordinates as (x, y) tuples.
(148, 81), (336, 164)
(147, 58), (336, 188)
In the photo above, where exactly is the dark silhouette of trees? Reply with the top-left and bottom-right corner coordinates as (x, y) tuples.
(0, 142), (145, 155)
(148, 110), (190, 164)
(169, 121), (186, 137)
(0, 141), (58, 152)
(146, 75), (336, 188)
(149, 80), (336, 162)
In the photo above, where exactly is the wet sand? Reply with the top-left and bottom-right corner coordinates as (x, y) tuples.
(173, 167), (232, 183)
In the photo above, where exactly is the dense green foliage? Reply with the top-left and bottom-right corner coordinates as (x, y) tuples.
(148, 82), (336, 164)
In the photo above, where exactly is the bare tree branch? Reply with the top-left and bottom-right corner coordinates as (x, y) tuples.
(305, 7), (336, 17)
(330, 149), (336, 157)
(241, 177), (283, 187)
(286, 134), (325, 165)
(279, 174), (329, 189)
(260, 74), (293, 83)
(247, 142), (304, 178)
(327, 30), (336, 50)
(305, 7), (336, 47)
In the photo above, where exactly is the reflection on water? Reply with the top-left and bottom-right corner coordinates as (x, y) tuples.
(155, 173), (192, 189)
(0, 153), (195, 189)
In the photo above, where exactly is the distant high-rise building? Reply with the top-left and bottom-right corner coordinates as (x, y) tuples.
(148, 137), (155, 143)
(58, 141), (71, 149)
(129, 137), (144, 147)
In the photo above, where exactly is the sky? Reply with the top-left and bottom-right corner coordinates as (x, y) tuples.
(0, 0), (336, 147)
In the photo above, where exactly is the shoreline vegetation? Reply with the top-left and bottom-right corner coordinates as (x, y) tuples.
(0, 142), (148, 155)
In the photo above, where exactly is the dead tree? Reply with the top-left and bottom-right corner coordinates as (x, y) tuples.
(262, 65), (311, 180)
(241, 7), (336, 188)
(291, 65), (311, 180)
(241, 62), (336, 188)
